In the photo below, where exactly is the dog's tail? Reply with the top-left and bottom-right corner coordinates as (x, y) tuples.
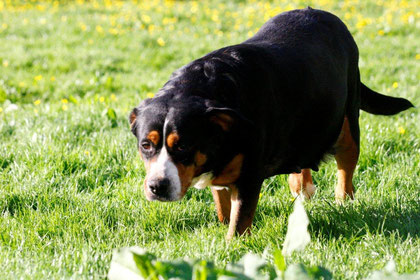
(360, 83), (414, 115)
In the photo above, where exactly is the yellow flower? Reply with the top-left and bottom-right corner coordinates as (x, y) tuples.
(18, 82), (25, 87)
(61, 98), (68, 104)
(34, 99), (41, 105)
(84, 151), (90, 155)
(96, 25), (103, 33)
(1, 23), (8, 29)
(146, 92), (154, 98)
(110, 94), (117, 101)
(157, 37), (165, 46)
(398, 127), (406, 135)
(34, 75), (43, 81)
(50, 76), (56, 81)
(62, 104), (68, 111)
(141, 14), (151, 24)
(392, 82), (398, 89)
(99, 96), (105, 103)
(80, 23), (87, 31)
(2, 60), (8, 67)
(378, 30), (385, 36)
(0, 107), (3, 113)
(109, 28), (118, 35)
(416, 54), (420, 60)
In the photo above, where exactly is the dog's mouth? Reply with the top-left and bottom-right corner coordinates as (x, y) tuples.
(145, 191), (181, 202)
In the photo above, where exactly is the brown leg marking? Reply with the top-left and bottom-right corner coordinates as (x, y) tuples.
(226, 186), (260, 240)
(288, 168), (316, 199)
(334, 117), (359, 200)
(211, 188), (231, 224)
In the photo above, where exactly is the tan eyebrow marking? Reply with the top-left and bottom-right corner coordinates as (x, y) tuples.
(166, 132), (179, 149)
(147, 130), (160, 145)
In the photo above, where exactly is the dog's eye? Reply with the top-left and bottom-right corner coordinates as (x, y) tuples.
(176, 144), (186, 151)
(141, 142), (152, 151)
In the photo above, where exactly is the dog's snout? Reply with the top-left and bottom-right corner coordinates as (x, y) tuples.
(148, 178), (170, 197)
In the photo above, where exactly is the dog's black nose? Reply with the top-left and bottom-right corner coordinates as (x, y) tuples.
(148, 178), (170, 197)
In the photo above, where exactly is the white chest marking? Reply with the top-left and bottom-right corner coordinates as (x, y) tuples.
(190, 172), (229, 190)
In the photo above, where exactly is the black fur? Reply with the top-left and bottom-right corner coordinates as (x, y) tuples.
(130, 7), (413, 188)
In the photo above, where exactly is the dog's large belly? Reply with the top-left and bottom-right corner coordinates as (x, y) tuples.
(237, 9), (358, 177)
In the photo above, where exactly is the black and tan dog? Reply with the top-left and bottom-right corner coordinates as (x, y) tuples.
(129, 8), (413, 239)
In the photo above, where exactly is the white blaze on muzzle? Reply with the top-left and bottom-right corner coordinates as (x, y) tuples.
(147, 147), (181, 200)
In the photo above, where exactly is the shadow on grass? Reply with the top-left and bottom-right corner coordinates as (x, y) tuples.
(308, 199), (420, 239)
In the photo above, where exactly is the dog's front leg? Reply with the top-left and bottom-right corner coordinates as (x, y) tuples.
(226, 182), (262, 239)
(211, 188), (231, 224)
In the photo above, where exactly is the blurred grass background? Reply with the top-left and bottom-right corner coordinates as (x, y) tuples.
(0, 0), (419, 279)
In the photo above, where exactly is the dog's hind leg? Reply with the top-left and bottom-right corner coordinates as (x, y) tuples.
(288, 169), (316, 199)
(334, 116), (359, 200)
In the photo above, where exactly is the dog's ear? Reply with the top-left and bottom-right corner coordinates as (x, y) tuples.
(129, 98), (152, 135)
(205, 107), (252, 132)
(129, 107), (139, 134)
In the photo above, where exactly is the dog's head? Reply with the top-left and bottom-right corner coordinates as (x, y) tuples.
(130, 94), (248, 201)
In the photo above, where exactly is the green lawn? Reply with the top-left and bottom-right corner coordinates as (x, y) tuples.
(0, 0), (419, 279)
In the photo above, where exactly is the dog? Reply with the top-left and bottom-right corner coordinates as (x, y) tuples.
(129, 8), (413, 239)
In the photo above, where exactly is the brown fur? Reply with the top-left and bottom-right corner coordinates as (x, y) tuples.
(147, 130), (160, 146)
(211, 188), (231, 224)
(334, 117), (359, 200)
(210, 113), (234, 131)
(227, 185), (258, 239)
(288, 168), (313, 196)
(166, 132), (179, 149)
(129, 111), (137, 129)
(177, 151), (209, 195)
(212, 154), (244, 185)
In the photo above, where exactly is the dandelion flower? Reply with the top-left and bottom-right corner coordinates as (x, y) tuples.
(96, 25), (103, 33)
(392, 82), (398, 88)
(61, 98), (68, 104)
(62, 104), (68, 111)
(157, 37), (165, 46)
(34, 99), (41, 105)
(146, 92), (154, 98)
(34, 75), (43, 81)
(398, 127), (406, 135)
(99, 96), (105, 103)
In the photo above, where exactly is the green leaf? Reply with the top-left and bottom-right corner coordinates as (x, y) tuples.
(159, 259), (193, 279)
(107, 247), (145, 280)
(0, 87), (6, 103)
(284, 264), (311, 280)
(282, 200), (311, 256)
(106, 108), (118, 127)
(306, 266), (333, 280)
(273, 249), (286, 272)
(69, 95), (79, 104)
(132, 250), (159, 279)
(107, 108), (117, 120)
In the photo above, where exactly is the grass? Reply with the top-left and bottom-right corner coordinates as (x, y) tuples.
(0, 0), (419, 279)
